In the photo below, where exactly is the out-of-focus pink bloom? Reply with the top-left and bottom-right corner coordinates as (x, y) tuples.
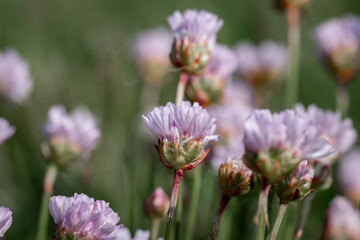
(0, 207), (12, 237)
(0, 49), (33, 104)
(0, 118), (15, 144)
(144, 187), (170, 220)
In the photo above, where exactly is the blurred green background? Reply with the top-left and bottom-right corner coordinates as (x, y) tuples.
(0, 0), (359, 239)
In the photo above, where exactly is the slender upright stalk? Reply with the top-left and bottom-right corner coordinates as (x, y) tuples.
(209, 193), (231, 240)
(285, 6), (301, 108)
(175, 71), (188, 106)
(269, 204), (288, 240)
(294, 194), (315, 240)
(175, 182), (182, 240)
(255, 184), (271, 240)
(164, 170), (184, 240)
(36, 163), (58, 240)
(185, 167), (202, 240)
(335, 83), (350, 117)
(150, 219), (161, 240)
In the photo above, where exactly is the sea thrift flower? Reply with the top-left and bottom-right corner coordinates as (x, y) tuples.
(144, 187), (170, 220)
(235, 41), (287, 87)
(338, 150), (360, 206)
(294, 104), (357, 161)
(0, 49), (33, 104)
(0, 207), (12, 237)
(185, 44), (237, 106)
(321, 196), (360, 240)
(168, 9), (223, 73)
(143, 101), (218, 170)
(273, 161), (314, 203)
(132, 28), (173, 86)
(243, 109), (334, 182)
(50, 193), (125, 239)
(314, 15), (360, 84)
(218, 157), (255, 197)
(0, 118), (15, 144)
(42, 105), (101, 167)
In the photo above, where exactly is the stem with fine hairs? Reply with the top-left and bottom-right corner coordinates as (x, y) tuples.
(209, 193), (231, 240)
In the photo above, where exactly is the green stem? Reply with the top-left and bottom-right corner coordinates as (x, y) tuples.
(150, 219), (161, 240)
(175, 182), (182, 240)
(294, 194), (315, 240)
(164, 170), (184, 240)
(36, 163), (58, 240)
(175, 71), (188, 106)
(184, 167), (202, 240)
(209, 193), (231, 240)
(335, 84), (349, 117)
(285, 6), (301, 108)
(255, 184), (271, 240)
(269, 204), (288, 240)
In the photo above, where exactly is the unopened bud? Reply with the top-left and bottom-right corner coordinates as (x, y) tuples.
(310, 160), (333, 191)
(144, 187), (170, 220)
(218, 157), (255, 197)
(273, 161), (314, 204)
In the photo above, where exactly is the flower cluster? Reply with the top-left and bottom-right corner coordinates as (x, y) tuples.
(42, 105), (101, 167)
(0, 49), (33, 104)
(0, 207), (12, 237)
(143, 101), (218, 170)
(168, 9), (223, 73)
(243, 109), (334, 182)
(314, 15), (360, 84)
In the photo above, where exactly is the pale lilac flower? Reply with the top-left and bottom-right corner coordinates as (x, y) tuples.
(211, 137), (245, 171)
(322, 196), (360, 240)
(42, 105), (101, 164)
(0, 49), (33, 104)
(294, 104), (357, 159)
(244, 109), (334, 182)
(0, 118), (15, 144)
(222, 80), (254, 107)
(338, 150), (360, 205)
(143, 101), (218, 170)
(235, 41), (287, 86)
(50, 193), (125, 239)
(168, 9), (223, 50)
(0, 207), (12, 237)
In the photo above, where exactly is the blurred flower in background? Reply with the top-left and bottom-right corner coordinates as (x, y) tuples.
(313, 15), (360, 84)
(41, 105), (101, 168)
(0, 118), (15, 144)
(144, 187), (170, 220)
(321, 196), (360, 240)
(0, 49), (33, 105)
(168, 9), (223, 74)
(0, 207), (12, 237)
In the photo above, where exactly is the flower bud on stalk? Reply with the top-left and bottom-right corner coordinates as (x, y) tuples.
(321, 196), (360, 240)
(167, 9), (223, 74)
(145, 187), (170, 220)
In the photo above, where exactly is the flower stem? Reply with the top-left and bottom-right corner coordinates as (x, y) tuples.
(164, 170), (184, 240)
(269, 204), (288, 240)
(255, 184), (271, 240)
(184, 166), (202, 240)
(175, 182), (182, 240)
(209, 193), (231, 240)
(335, 83), (350, 117)
(36, 163), (58, 240)
(294, 194), (315, 240)
(150, 219), (161, 240)
(285, 5), (301, 108)
(175, 71), (188, 106)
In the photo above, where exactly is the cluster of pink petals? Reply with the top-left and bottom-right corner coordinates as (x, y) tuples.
(0, 49), (33, 104)
(0, 118), (15, 144)
(244, 109), (334, 160)
(293, 160), (314, 182)
(42, 105), (101, 159)
(0, 206), (12, 237)
(167, 9), (223, 50)
(142, 101), (218, 146)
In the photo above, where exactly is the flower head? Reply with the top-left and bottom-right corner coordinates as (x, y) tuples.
(185, 44), (237, 107)
(235, 41), (287, 87)
(0, 207), (12, 237)
(313, 15), (360, 84)
(42, 105), (101, 167)
(321, 196), (360, 240)
(338, 150), (360, 206)
(0, 118), (15, 144)
(168, 9), (223, 73)
(132, 28), (173, 86)
(294, 104), (357, 160)
(0, 49), (33, 104)
(244, 109), (334, 182)
(144, 187), (170, 220)
(218, 157), (255, 197)
(50, 193), (125, 240)
(273, 161), (314, 203)
(143, 101), (218, 170)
